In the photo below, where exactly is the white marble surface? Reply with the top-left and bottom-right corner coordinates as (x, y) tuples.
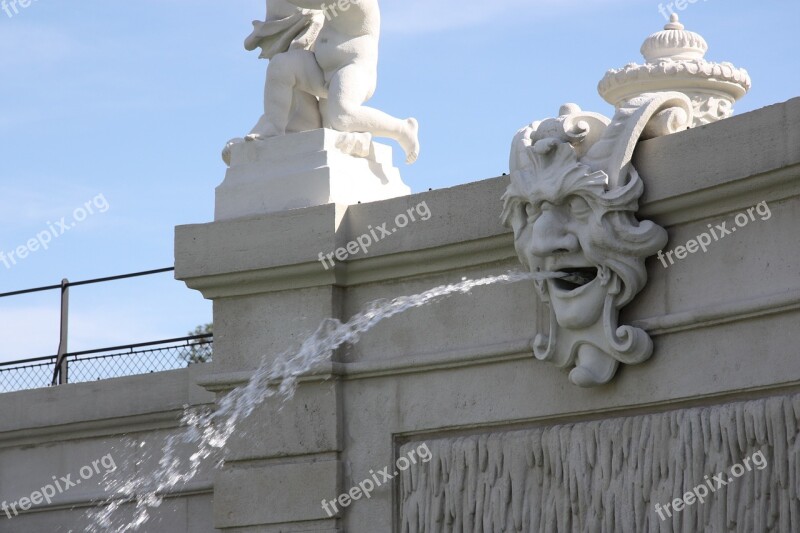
(243, 0), (420, 164)
(216, 129), (410, 220)
(599, 14), (751, 126)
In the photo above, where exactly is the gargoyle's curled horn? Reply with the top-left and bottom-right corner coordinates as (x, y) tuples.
(582, 92), (694, 188)
(509, 122), (539, 174)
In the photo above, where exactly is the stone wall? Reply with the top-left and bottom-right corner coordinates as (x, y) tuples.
(175, 98), (800, 531)
(0, 365), (216, 532)
(0, 98), (797, 532)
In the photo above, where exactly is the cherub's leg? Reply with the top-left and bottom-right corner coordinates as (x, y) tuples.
(287, 90), (322, 133)
(248, 49), (326, 140)
(248, 54), (294, 139)
(319, 98), (331, 129)
(325, 65), (420, 164)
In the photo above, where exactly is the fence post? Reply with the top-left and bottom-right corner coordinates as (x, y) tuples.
(51, 279), (70, 385)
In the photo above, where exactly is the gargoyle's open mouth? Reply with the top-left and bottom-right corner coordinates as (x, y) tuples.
(552, 267), (598, 293)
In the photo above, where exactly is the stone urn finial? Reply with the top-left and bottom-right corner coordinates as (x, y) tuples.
(599, 15), (751, 126)
(641, 14), (708, 62)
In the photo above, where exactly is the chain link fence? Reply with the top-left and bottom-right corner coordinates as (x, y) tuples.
(0, 335), (212, 394)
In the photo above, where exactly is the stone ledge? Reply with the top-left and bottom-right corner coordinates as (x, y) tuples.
(181, 234), (514, 299)
(0, 365), (215, 440)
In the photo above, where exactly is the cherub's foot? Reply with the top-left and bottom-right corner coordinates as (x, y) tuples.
(246, 130), (282, 142)
(400, 118), (420, 165)
(246, 117), (284, 141)
(222, 138), (245, 166)
(336, 132), (372, 158)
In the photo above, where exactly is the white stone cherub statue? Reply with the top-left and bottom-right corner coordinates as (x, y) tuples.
(244, 0), (420, 164)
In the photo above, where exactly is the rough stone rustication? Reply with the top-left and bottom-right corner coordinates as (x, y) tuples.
(400, 394), (800, 532)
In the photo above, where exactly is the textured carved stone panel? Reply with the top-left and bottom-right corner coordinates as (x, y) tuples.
(400, 394), (800, 532)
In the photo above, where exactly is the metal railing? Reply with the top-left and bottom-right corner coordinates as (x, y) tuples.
(0, 267), (212, 394)
(0, 334), (213, 394)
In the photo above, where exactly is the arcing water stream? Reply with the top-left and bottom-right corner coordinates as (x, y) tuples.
(87, 270), (555, 531)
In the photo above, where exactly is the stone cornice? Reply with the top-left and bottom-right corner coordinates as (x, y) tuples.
(181, 233), (516, 299)
(640, 163), (800, 226)
(177, 100), (800, 299)
(180, 158), (799, 298)
(0, 409), (194, 449)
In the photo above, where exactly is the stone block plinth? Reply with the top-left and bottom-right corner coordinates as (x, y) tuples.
(216, 129), (410, 220)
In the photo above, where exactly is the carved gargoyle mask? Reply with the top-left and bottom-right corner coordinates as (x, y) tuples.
(502, 95), (693, 386)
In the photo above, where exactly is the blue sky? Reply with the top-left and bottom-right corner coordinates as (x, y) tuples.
(1, 0), (798, 362)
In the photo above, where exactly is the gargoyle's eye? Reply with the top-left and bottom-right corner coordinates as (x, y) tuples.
(568, 196), (592, 218)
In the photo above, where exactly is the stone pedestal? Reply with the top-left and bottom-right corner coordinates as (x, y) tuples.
(216, 129), (411, 221)
(176, 203), (349, 532)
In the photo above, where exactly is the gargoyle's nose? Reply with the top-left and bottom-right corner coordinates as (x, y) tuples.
(530, 209), (580, 257)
